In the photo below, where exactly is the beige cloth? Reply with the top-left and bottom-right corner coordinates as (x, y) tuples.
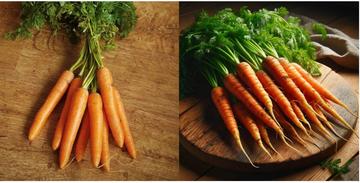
(297, 14), (359, 70)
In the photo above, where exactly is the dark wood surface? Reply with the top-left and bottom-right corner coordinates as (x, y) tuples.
(0, 2), (179, 180)
(179, 2), (359, 181)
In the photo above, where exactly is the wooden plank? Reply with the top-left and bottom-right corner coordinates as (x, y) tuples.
(277, 122), (358, 181)
(0, 2), (179, 180)
(178, 145), (211, 180)
(330, 154), (359, 181)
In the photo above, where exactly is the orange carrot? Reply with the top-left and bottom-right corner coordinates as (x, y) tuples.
(211, 87), (256, 167)
(75, 110), (90, 162)
(88, 92), (104, 167)
(298, 100), (335, 143)
(97, 67), (124, 147)
(273, 106), (307, 147)
(237, 62), (279, 127)
(223, 74), (282, 133)
(311, 103), (348, 141)
(59, 87), (88, 169)
(52, 77), (82, 150)
(256, 70), (309, 136)
(290, 101), (312, 130)
(279, 58), (355, 133)
(263, 56), (317, 120)
(113, 87), (136, 159)
(256, 121), (280, 156)
(29, 70), (74, 141)
(292, 62), (354, 115)
(100, 113), (110, 172)
(232, 102), (272, 158)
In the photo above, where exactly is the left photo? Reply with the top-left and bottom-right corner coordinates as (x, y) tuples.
(0, 2), (179, 180)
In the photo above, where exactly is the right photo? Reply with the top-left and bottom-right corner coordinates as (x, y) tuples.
(179, 2), (359, 181)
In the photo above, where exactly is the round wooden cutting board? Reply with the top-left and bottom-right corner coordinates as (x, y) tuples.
(179, 64), (359, 173)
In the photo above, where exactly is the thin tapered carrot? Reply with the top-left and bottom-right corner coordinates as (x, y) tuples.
(292, 62), (355, 116)
(97, 67), (124, 147)
(237, 62), (279, 128)
(59, 87), (88, 169)
(113, 87), (136, 159)
(52, 77), (82, 150)
(290, 101), (312, 130)
(100, 112), (110, 172)
(222, 74), (298, 155)
(256, 121), (281, 157)
(88, 92), (104, 167)
(298, 100), (336, 144)
(29, 70), (74, 141)
(232, 102), (272, 158)
(75, 110), (90, 162)
(273, 106), (307, 147)
(256, 70), (309, 136)
(311, 103), (348, 141)
(211, 87), (257, 168)
(223, 74), (281, 133)
(263, 56), (318, 120)
(279, 58), (356, 134)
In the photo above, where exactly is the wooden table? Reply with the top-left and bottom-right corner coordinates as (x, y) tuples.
(179, 2), (359, 181)
(0, 2), (179, 180)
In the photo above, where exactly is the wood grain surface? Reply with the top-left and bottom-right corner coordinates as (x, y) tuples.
(0, 2), (179, 180)
(180, 63), (358, 172)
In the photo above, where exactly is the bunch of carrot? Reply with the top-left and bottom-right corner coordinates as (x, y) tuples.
(181, 8), (357, 167)
(27, 37), (137, 171)
(7, 2), (138, 171)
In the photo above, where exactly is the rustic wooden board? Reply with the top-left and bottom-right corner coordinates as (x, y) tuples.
(0, 2), (179, 180)
(180, 64), (358, 173)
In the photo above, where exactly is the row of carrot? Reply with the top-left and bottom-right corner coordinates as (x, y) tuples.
(208, 55), (356, 167)
(28, 37), (137, 171)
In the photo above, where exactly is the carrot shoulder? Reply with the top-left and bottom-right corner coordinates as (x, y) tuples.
(29, 70), (74, 141)
(52, 77), (82, 150)
(113, 87), (136, 159)
(88, 92), (104, 167)
(97, 67), (124, 147)
(59, 87), (88, 169)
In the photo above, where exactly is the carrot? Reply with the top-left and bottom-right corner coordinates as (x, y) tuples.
(256, 121), (281, 157)
(292, 62), (355, 116)
(222, 74), (297, 154)
(52, 77), (82, 150)
(237, 62), (279, 128)
(29, 70), (74, 141)
(290, 101), (312, 130)
(311, 103), (348, 141)
(232, 102), (272, 158)
(75, 110), (90, 162)
(263, 56), (318, 121)
(211, 87), (257, 167)
(59, 87), (88, 169)
(279, 58), (356, 134)
(100, 112), (110, 172)
(88, 92), (104, 167)
(256, 70), (309, 136)
(223, 74), (281, 133)
(297, 100), (336, 144)
(97, 67), (124, 147)
(273, 106), (307, 147)
(113, 87), (136, 158)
